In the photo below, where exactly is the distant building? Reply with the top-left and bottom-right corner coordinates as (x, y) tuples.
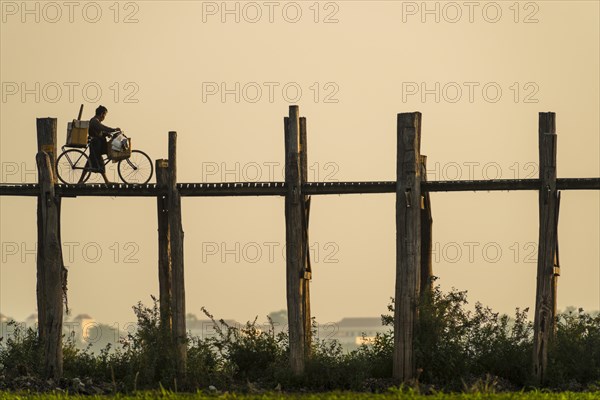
(68, 314), (96, 341)
(25, 313), (38, 329)
(324, 317), (389, 351)
(184, 315), (390, 351)
(6, 309), (389, 354)
(0, 313), (11, 337)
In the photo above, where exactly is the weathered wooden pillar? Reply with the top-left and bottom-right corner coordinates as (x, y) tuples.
(299, 116), (312, 358)
(284, 106), (305, 375)
(36, 118), (58, 183)
(551, 193), (561, 334)
(420, 155), (433, 295)
(156, 159), (172, 332)
(168, 132), (187, 381)
(37, 120), (55, 342)
(532, 112), (559, 384)
(36, 151), (64, 379)
(394, 112), (422, 383)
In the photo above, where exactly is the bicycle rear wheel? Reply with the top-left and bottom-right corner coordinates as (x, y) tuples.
(56, 149), (90, 184)
(118, 150), (153, 184)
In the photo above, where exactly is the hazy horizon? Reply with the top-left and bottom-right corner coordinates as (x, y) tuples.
(1, 1), (599, 328)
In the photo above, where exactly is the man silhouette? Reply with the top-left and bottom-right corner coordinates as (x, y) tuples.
(78, 105), (120, 184)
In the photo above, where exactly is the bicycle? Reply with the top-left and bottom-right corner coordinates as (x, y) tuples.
(56, 131), (153, 184)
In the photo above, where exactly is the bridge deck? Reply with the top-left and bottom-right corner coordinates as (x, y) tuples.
(0, 178), (598, 197)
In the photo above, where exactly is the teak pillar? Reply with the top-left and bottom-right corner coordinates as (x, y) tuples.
(300, 116), (313, 359)
(532, 112), (559, 384)
(394, 112), (422, 383)
(36, 118), (58, 183)
(168, 132), (187, 381)
(36, 152), (64, 379)
(36, 118), (64, 379)
(420, 155), (433, 295)
(156, 134), (187, 381)
(156, 159), (172, 335)
(284, 106), (306, 375)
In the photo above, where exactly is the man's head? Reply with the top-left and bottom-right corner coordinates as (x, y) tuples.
(95, 105), (108, 121)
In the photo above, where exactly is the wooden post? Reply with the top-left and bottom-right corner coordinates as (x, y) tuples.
(394, 112), (422, 383)
(420, 155), (433, 295)
(36, 152), (64, 379)
(168, 132), (187, 381)
(156, 159), (172, 332)
(299, 117), (312, 358)
(36, 118), (58, 183)
(532, 112), (558, 384)
(551, 193), (561, 334)
(285, 106), (305, 375)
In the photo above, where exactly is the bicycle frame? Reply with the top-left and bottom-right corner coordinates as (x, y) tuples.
(60, 144), (90, 170)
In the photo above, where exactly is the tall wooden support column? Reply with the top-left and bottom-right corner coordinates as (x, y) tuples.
(551, 193), (561, 334)
(533, 112), (559, 384)
(36, 118), (58, 183)
(156, 160), (172, 333)
(36, 150), (64, 379)
(36, 118), (64, 379)
(299, 116), (312, 358)
(284, 105), (306, 375)
(420, 155), (433, 295)
(394, 112), (422, 383)
(168, 132), (187, 381)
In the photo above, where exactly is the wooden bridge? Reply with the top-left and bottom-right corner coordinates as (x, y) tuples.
(1, 178), (598, 197)
(0, 107), (598, 385)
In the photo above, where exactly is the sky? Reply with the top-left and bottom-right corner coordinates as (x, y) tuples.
(1, 1), (599, 332)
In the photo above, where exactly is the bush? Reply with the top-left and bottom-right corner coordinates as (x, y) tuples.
(378, 281), (533, 389)
(547, 308), (600, 389)
(304, 328), (356, 390)
(200, 307), (288, 387)
(60, 297), (178, 390)
(186, 334), (223, 389)
(0, 321), (41, 377)
(2, 282), (599, 393)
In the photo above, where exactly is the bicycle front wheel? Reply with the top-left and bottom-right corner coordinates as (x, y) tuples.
(56, 149), (90, 184)
(118, 150), (153, 184)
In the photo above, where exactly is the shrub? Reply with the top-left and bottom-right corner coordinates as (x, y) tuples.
(0, 321), (41, 377)
(200, 307), (287, 386)
(547, 308), (600, 388)
(2, 282), (599, 393)
(378, 280), (533, 389)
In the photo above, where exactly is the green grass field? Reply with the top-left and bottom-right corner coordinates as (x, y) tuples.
(1, 391), (599, 400)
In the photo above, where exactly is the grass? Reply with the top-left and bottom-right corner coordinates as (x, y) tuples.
(1, 391), (600, 400)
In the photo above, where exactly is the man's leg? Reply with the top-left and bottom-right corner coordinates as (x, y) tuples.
(79, 138), (114, 184)
(101, 172), (111, 184)
(77, 171), (87, 184)
(77, 143), (94, 184)
(99, 138), (113, 183)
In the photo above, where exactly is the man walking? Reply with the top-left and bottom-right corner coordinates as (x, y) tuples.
(78, 105), (120, 184)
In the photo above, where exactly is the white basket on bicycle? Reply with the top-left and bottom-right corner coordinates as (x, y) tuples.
(108, 131), (132, 162)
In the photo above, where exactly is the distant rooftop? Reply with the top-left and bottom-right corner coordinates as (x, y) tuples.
(337, 317), (383, 328)
(72, 314), (93, 320)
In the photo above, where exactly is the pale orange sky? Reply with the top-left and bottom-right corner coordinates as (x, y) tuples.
(1, 1), (599, 328)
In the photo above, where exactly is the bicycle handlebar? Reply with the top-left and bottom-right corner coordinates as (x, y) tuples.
(108, 130), (125, 138)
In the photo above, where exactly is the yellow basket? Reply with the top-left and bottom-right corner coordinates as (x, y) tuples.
(66, 120), (89, 148)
